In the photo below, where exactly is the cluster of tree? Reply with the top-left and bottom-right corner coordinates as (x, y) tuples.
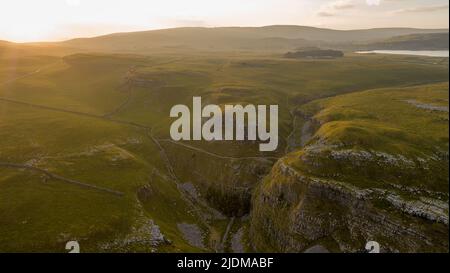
(284, 49), (344, 59)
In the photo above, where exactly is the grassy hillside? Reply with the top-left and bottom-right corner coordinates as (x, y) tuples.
(251, 82), (449, 253)
(60, 26), (449, 53)
(290, 82), (449, 192)
(359, 33), (449, 50)
(0, 40), (448, 252)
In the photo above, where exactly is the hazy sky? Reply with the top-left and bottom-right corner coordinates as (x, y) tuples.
(1, 0), (448, 42)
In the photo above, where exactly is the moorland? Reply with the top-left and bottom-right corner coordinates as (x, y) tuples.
(0, 26), (449, 252)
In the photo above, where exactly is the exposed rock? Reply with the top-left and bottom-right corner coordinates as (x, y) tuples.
(179, 182), (199, 199)
(231, 227), (245, 253)
(162, 141), (273, 216)
(177, 223), (205, 249)
(100, 219), (168, 251)
(405, 100), (449, 112)
(250, 161), (449, 253)
(304, 245), (330, 253)
(384, 194), (448, 225)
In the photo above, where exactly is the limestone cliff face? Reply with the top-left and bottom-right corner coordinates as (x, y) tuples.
(161, 141), (274, 216)
(250, 161), (449, 253)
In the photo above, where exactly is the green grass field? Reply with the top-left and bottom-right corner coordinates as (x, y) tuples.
(287, 82), (449, 192)
(0, 44), (448, 252)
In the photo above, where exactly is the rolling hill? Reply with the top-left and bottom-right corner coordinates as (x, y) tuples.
(0, 25), (449, 253)
(358, 33), (449, 50)
(58, 26), (449, 53)
(252, 82), (449, 253)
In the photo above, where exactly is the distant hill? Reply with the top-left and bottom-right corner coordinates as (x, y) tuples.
(358, 33), (449, 50)
(57, 25), (448, 53)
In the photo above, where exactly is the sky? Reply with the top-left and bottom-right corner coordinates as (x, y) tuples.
(1, 0), (448, 42)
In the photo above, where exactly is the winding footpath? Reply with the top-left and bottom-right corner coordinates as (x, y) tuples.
(158, 139), (279, 161)
(0, 61), (59, 86)
(0, 162), (124, 197)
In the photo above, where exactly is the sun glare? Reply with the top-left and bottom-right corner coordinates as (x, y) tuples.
(0, 0), (448, 42)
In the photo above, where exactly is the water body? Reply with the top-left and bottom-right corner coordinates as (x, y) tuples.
(356, 50), (449, 58)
